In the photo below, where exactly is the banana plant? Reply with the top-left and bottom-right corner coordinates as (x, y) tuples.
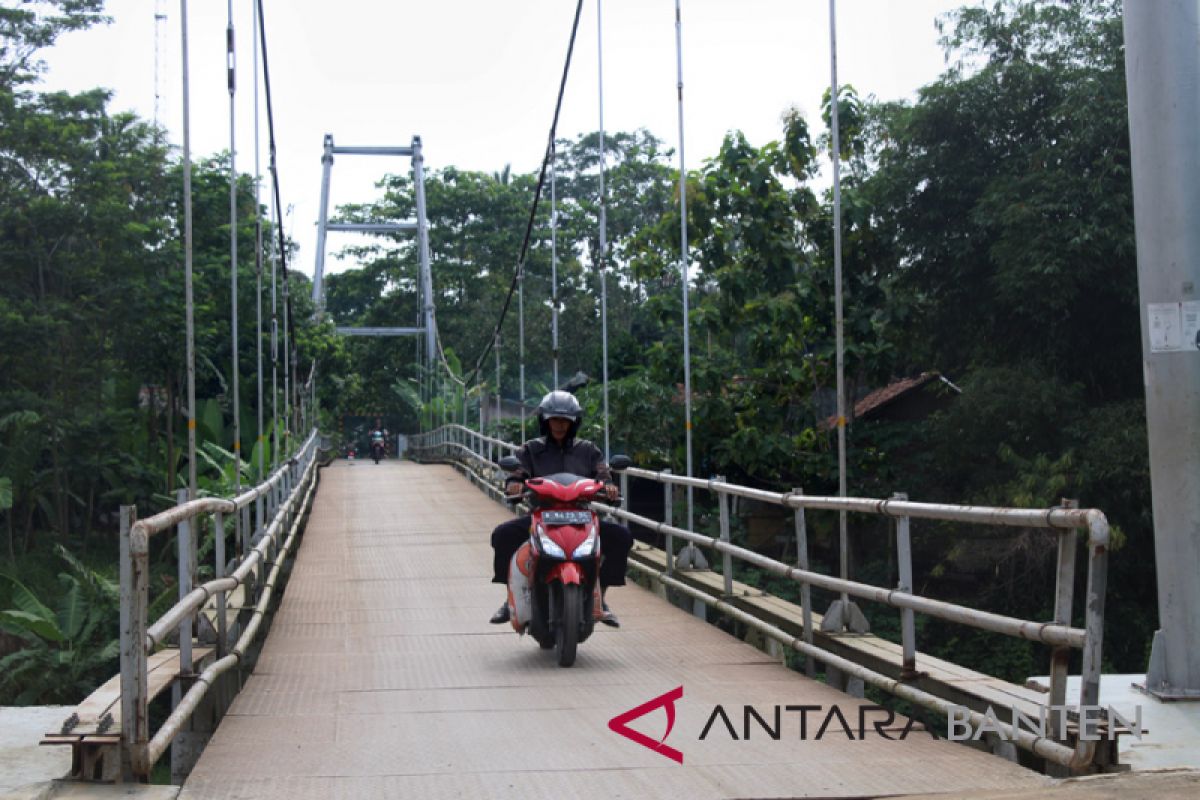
(0, 545), (120, 704)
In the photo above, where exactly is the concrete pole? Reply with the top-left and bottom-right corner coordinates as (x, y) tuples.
(1124, 0), (1200, 698)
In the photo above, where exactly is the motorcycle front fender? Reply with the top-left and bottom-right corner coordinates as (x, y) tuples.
(544, 561), (583, 585)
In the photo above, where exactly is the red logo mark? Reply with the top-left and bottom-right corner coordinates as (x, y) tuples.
(608, 685), (685, 764)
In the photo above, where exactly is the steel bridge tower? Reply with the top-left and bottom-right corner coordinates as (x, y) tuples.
(311, 133), (436, 369)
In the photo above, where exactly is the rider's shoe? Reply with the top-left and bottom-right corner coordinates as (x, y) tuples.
(600, 601), (620, 628)
(489, 603), (511, 625)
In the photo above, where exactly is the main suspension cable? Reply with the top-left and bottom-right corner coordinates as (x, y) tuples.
(255, 0), (295, 449)
(463, 0), (585, 391)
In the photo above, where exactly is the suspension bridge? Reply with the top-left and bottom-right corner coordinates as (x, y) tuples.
(4, 0), (1200, 798)
(10, 428), (1198, 799)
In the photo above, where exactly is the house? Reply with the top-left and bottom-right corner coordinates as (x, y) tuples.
(822, 371), (962, 430)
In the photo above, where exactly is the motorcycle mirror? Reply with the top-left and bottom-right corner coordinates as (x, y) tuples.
(498, 455), (521, 471)
(609, 455), (632, 471)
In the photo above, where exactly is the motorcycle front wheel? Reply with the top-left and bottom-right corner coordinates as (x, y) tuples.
(555, 582), (582, 667)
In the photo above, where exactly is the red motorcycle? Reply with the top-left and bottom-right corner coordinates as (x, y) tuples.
(499, 454), (630, 667)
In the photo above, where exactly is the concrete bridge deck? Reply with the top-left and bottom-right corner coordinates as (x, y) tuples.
(178, 460), (1049, 799)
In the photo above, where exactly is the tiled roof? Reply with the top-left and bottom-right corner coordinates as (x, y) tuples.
(822, 371), (956, 429)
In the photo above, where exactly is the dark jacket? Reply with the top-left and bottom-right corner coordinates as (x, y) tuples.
(506, 435), (612, 487)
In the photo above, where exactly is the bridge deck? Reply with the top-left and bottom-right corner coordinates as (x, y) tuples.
(179, 461), (1048, 799)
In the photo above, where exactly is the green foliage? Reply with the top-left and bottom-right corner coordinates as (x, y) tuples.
(0, 0), (1161, 701)
(0, 1), (107, 86)
(868, 0), (1136, 399)
(0, 545), (119, 704)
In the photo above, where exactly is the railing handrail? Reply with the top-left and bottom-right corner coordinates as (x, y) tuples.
(412, 425), (1108, 539)
(118, 427), (322, 780)
(420, 423), (519, 453)
(408, 423), (1110, 770)
(621, 465), (1106, 540)
(130, 430), (320, 544)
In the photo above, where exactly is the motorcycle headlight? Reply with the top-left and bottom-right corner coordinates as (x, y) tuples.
(572, 531), (598, 559)
(537, 529), (566, 559)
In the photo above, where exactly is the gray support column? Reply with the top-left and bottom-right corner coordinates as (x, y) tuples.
(311, 134), (334, 308)
(1124, 0), (1200, 698)
(413, 135), (436, 368)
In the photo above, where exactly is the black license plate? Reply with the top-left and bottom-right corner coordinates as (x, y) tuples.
(542, 510), (591, 525)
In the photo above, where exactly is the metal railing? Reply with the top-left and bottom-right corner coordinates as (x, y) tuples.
(410, 423), (518, 501)
(117, 428), (322, 780)
(410, 424), (1111, 770)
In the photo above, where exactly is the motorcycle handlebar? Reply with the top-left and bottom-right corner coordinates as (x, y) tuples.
(505, 482), (619, 504)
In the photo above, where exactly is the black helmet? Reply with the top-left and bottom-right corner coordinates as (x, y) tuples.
(537, 390), (582, 439)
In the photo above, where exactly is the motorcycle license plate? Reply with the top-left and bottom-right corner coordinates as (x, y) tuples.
(542, 510), (591, 525)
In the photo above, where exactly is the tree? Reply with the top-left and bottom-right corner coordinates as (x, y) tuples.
(864, 0), (1135, 400)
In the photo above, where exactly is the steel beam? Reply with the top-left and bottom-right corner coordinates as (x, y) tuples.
(335, 326), (424, 337)
(326, 222), (417, 233)
(330, 145), (413, 156)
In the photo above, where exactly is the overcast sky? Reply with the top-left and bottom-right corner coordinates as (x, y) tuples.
(40, 0), (972, 283)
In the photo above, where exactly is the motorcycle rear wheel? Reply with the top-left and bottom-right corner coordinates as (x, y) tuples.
(555, 583), (582, 667)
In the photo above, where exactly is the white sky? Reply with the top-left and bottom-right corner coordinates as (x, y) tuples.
(40, 0), (970, 283)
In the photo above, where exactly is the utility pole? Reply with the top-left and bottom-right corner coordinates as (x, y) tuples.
(1124, 0), (1200, 698)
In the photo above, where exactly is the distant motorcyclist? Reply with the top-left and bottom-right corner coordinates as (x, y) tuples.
(489, 390), (631, 627)
(368, 423), (388, 462)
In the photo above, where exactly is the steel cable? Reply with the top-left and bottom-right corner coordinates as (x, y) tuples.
(463, 0), (585, 392)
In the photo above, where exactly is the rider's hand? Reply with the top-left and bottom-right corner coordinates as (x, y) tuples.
(604, 483), (619, 502)
(506, 482), (522, 497)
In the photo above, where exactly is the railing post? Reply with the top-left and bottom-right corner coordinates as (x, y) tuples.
(231, 497), (241, 577)
(214, 510), (227, 658)
(793, 488), (815, 677)
(716, 476), (732, 596)
(284, 466), (293, 530)
(1050, 498), (1079, 747)
(662, 469), (674, 575)
(175, 489), (193, 675)
(619, 471), (629, 513)
(119, 505), (148, 780)
(254, 492), (263, 552)
(240, 503), (250, 565)
(1080, 512), (1108, 711)
(894, 492), (918, 680)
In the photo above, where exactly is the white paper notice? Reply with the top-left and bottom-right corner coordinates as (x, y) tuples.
(1183, 301), (1200, 351)
(1149, 303), (1182, 352)
(1149, 302), (1200, 353)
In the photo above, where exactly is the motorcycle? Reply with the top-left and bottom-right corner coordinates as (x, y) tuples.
(498, 454), (631, 667)
(370, 439), (386, 464)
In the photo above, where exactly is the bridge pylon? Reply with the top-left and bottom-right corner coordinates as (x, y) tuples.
(311, 133), (436, 369)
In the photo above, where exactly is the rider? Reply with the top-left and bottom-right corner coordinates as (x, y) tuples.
(368, 421), (387, 454)
(489, 390), (632, 628)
